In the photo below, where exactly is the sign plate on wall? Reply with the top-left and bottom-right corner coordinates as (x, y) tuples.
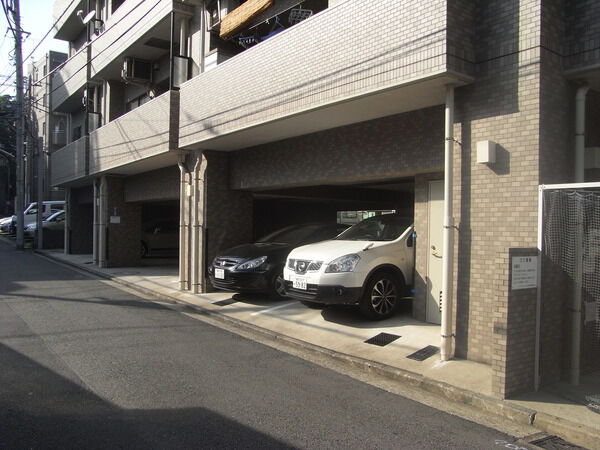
(511, 256), (537, 290)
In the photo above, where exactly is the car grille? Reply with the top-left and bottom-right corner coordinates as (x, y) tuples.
(213, 257), (245, 268)
(287, 259), (322, 275)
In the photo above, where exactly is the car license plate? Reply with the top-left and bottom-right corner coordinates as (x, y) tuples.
(292, 276), (307, 290)
(215, 268), (225, 279)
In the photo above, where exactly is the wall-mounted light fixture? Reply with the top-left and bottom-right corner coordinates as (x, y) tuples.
(476, 140), (496, 164)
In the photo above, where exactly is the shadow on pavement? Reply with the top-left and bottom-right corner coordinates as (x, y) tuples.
(0, 343), (295, 449)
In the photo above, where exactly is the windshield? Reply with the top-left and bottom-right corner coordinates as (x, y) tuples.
(334, 214), (412, 241)
(46, 210), (64, 222)
(257, 224), (330, 245)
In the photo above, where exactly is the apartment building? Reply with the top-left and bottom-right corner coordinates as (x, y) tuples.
(49, 0), (600, 399)
(28, 50), (68, 204)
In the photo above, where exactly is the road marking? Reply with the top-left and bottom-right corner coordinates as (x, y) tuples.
(251, 301), (297, 316)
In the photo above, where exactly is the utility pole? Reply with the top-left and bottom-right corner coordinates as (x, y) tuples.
(12, 0), (25, 249)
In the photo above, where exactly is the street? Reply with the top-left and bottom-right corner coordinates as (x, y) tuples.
(0, 239), (527, 449)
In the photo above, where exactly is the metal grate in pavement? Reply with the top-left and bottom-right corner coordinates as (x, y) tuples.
(364, 332), (400, 347)
(406, 345), (439, 361)
(530, 434), (585, 449)
(213, 298), (237, 307)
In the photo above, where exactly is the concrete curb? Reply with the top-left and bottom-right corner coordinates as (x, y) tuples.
(36, 249), (599, 449)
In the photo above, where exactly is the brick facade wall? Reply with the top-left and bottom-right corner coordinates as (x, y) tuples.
(492, 248), (538, 398)
(179, 0), (457, 149)
(452, 0), (542, 366)
(125, 166), (180, 203)
(230, 106), (444, 190)
(68, 186), (94, 255)
(564, 0), (600, 71)
(202, 152), (254, 270)
(104, 177), (142, 267)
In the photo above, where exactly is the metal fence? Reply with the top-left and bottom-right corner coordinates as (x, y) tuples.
(539, 183), (600, 387)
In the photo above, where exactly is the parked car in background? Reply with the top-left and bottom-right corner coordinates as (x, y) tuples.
(8, 201), (65, 234)
(24, 210), (65, 239)
(141, 218), (179, 257)
(0, 216), (13, 233)
(284, 214), (415, 320)
(208, 222), (348, 299)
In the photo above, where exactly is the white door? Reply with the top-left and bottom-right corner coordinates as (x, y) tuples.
(426, 180), (444, 324)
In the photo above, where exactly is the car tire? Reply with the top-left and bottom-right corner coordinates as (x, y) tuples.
(269, 271), (287, 300)
(141, 241), (148, 258)
(359, 271), (402, 320)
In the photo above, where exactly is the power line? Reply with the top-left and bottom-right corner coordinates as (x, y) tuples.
(1, 0), (153, 98)
(0, 0), (76, 94)
(41, 0), (155, 97)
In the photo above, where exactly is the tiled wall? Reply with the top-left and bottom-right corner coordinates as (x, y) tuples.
(125, 166), (180, 203)
(50, 136), (88, 186)
(453, 0), (542, 367)
(179, 0), (457, 149)
(89, 91), (179, 174)
(230, 106), (445, 190)
(51, 47), (87, 111)
(564, 0), (600, 71)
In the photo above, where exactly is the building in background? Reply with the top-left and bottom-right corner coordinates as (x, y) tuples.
(28, 50), (68, 204)
(45, 0), (600, 400)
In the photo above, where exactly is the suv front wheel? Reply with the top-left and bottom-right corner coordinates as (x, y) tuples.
(359, 271), (402, 320)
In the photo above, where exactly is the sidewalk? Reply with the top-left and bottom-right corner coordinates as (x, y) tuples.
(33, 248), (600, 449)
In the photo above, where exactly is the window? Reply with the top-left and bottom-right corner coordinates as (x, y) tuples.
(72, 126), (82, 141)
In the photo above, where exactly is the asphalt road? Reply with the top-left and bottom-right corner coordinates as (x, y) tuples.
(0, 239), (526, 449)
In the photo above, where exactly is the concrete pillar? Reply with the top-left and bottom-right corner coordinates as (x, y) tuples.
(98, 176), (142, 267)
(192, 151), (253, 292)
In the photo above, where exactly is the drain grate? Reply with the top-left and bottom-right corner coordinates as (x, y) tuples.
(586, 394), (600, 414)
(364, 333), (401, 347)
(213, 298), (237, 307)
(530, 435), (585, 449)
(406, 345), (439, 361)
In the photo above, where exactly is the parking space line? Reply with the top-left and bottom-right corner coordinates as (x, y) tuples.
(250, 301), (297, 316)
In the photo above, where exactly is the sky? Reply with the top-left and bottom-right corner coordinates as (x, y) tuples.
(0, 0), (69, 96)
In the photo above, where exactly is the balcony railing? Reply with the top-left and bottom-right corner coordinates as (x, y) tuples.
(51, 47), (88, 112)
(89, 90), (179, 175)
(179, 0), (471, 150)
(50, 136), (88, 186)
(90, 0), (193, 78)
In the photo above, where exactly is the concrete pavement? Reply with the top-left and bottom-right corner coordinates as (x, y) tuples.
(25, 247), (600, 449)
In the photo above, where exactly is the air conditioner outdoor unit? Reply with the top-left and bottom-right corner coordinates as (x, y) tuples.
(122, 57), (152, 83)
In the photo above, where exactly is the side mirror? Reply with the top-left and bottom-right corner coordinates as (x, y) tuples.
(406, 232), (416, 248)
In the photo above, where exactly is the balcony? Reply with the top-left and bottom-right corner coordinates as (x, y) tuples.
(52, 0), (85, 41)
(51, 47), (88, 112)
(51, 0), (193, 112)
(50, 136), (88, 186)
(90, 0), (193, 78)
(88, 90), (179, 176)
(179, 0), (474, 151)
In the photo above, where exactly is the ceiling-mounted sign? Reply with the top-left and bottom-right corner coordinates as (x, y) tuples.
(511, 256), (538, 290)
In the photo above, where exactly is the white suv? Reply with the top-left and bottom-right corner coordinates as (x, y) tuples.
(284, 214), (414, 320)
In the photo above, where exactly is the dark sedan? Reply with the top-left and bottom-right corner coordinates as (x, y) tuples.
(208, 223), (348, 299)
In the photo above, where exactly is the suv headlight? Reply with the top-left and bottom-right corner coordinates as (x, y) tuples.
(325, 254), (360, 273)
(236, 256), (267, 270)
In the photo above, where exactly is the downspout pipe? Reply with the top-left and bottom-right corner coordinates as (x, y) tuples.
(178, 155), (190, 290)
(570, 85), (589, 385)
(441, 85), (456, 361)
